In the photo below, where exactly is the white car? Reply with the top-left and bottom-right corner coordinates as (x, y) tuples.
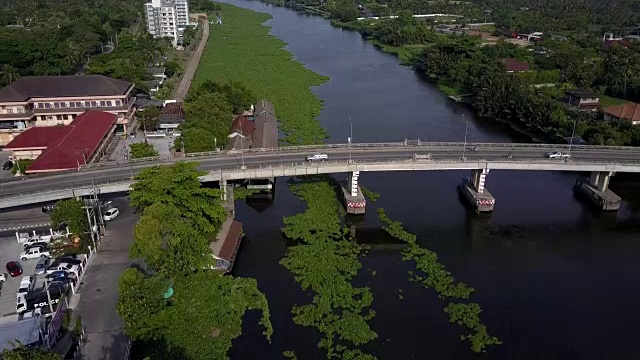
(103, 207), (120, 221)
(17, 276), (33, 299)
(20, 247), (50, 260)
(46, 263), (79, 275)
(306, 154), (328, 162)
(546, 151), (571, 159)
(23, 236), (51, 247)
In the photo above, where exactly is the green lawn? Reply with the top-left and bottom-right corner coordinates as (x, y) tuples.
(195, 3), (328, 145)
(600, 94), (629, 108)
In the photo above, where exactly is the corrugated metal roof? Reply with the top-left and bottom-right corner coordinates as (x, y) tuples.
(254, 99), (275, 116)
(0, 317), (43, 351)
(252, 112), (278, 149)
(0, 75), (133, 102)
(4, 127), (71, 150)
(604, 102), (640, 122)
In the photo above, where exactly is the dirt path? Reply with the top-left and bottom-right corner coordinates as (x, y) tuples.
(174, 21), (210, 102)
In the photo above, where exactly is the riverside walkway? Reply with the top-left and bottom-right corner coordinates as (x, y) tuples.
(174, 20), (210, 102)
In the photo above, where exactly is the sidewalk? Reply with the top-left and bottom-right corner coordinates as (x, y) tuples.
(75, 197), (137, 360)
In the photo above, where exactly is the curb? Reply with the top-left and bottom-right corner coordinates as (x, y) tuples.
(0, 223), (50, 232)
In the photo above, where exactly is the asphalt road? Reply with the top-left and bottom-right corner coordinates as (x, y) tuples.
(2, 144), (640, 198)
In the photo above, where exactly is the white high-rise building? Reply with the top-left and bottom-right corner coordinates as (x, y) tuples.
(145, 0), (189, 47)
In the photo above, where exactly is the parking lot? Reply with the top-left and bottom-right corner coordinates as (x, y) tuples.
(0, 236), (42, 317)
(107, 133), (175, 161)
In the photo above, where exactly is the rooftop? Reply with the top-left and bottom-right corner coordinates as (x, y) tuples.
(230, 116), (255, 137)
(4, 127), (71, 150)
(0, 75), (133, 102)
(254, 99), (275, 117)
(499, 58), (530, 72)
(0, 316), (43, 352)
(566, 89), (599, 98)
(252, 112), (278, 149)
(604, 102), (640, 122)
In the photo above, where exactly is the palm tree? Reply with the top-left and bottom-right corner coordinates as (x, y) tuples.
(0, 64), (20, 85)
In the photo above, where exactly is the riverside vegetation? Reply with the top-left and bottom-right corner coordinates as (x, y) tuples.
(117, 162), (272, 360)
(377, 208), (501, 353)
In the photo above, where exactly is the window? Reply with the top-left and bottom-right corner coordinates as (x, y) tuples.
(69, 102), (75, 108)
(90, 101), (98, 107)
(45, 103), (52, 109)
(37, 103), (44, 109)
(6, 108), (13, 114)
(75, 102), (82, 107)
(115, 100), (122, 106)
(46, 116), (54, 121)
(100, 101), (106, 107)
(56, 115), (63, 120)
(106, 101), (112, 106)
(17, 107), (24, 113)
(60, 102), (67, 108)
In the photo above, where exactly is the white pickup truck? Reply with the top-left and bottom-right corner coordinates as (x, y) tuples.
(20, 247), (51, 261)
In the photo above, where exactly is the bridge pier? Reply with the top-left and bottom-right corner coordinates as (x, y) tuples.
(221, 179), (228, 201)
(458, 168), (495, 213)
(340, 171), (366, 214)
(573, 171), (621, 211)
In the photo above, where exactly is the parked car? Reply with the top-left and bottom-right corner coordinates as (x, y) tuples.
(46, 270), (77, 281)
(0, 273), (6, 282)
(2, 160), (13, 170)
(17, 276), (33, 298)
(34, 258), (50, 275)
(20, 247), (50, 261)
(306, 154), (328, 162)
(6, 261), (22, 277)
(24, 242), (49, 251)
(103, 207), (120, 221)
(546, 151), (570, 159)
(23, 236), (51, 247)
(42, 203), (56, 213)
(46, 263), (79, 275)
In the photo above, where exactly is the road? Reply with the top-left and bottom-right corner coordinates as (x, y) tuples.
(76, 197), (136, 360)
(1, 143), (640, 199)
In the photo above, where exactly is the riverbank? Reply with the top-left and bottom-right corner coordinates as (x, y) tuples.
(195, 3), (328, 145)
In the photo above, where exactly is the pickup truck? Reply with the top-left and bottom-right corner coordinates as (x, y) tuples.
(20, 247), (51, 260)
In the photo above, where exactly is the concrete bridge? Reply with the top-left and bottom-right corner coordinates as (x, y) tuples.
(1, 141), (640, 212)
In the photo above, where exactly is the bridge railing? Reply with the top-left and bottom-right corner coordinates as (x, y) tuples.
(4, 156), (640, 201)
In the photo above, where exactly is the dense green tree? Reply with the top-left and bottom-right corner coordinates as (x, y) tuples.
(117, 268), (171, 339)
(136, 107), (161, 132)
(178, 127), (218, 153)
(49, 199), (89, 238)
(1, 345), (61, 360)
(129, 142), (159, 159)
(129, 162), (226, 235)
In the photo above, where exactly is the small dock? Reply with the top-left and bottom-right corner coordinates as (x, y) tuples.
(210, 185), (243, 272)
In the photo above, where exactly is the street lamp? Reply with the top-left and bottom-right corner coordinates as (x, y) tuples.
(568, 118), (577, 155)
(462, 118), (469, 161)
(348, 117), (353, 163)
(214, 137), (217, 152)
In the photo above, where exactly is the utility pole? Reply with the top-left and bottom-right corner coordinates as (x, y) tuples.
(568, 118), (577, 155)
(462, 120), (469, 160)
(239, 121), (246, 169)
(348, 117), (353, 163)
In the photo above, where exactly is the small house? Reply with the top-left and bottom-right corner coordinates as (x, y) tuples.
(603, 102), (640, 125)
(499, 58), (530, 73)
(564, 89), (600, 111)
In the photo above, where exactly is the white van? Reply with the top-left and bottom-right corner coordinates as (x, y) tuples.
(306, 154), (328, 162)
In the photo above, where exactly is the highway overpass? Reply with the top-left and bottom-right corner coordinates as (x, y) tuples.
(1, 141), (639, 211)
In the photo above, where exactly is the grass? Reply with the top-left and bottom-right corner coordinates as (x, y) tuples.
(600, 94), (629, 108)
(368, 40), (425, 65)
(195, 3), (329, 145)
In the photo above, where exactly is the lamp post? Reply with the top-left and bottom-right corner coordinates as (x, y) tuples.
(462, 119), (469, 161)
(214, 137), (217, 152)
(348, 117), (353, 163)
(568, 118), (577, 155)
(239, 122), (246, 169)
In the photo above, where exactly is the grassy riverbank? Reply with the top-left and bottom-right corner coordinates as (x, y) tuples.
(195, 3), (328, 145)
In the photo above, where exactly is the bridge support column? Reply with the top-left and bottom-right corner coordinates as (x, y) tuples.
(458, 169), (495, 213)
(340, 172), (366, 215)
(573, 171), (621, 211)
(221, 179), (227, 201)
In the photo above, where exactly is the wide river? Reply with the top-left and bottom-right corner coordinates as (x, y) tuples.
(223, 1), (640, 359)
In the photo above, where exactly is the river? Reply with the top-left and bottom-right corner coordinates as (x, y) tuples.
(222, 1), (640, 359)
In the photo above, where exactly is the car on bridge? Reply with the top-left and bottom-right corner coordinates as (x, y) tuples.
(306, 154), (328, 162)
(546, 151), (571, 159)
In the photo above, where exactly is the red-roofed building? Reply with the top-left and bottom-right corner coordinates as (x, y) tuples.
(603, 102), (640, 125)
(499, 58), (530, 73)
(3, 110), (118, 173)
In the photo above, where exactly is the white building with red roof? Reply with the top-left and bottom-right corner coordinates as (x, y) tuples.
(3, 110), (118, 174)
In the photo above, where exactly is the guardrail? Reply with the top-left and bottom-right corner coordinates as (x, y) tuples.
(3, 155), (640, 202)
(3, 140), (640, 185)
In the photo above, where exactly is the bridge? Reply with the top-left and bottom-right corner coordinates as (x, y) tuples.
(1, 141), (639, 212)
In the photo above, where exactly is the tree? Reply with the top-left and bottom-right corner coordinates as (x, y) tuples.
(129, 162), (227, 235)
(179, 127), (217, 153)
(10, 158), (32, 175)
(0, 64), (20, 85)
(117, 268), (171, 340)
(49, 199), (88, 237)
(129, 142), (159, 159)
(136, 107), (161, 131)
(1, 345), (61, 360)
(131, 203), (213, 274)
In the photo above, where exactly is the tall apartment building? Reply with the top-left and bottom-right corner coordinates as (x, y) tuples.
(145, 0), (189, 47)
